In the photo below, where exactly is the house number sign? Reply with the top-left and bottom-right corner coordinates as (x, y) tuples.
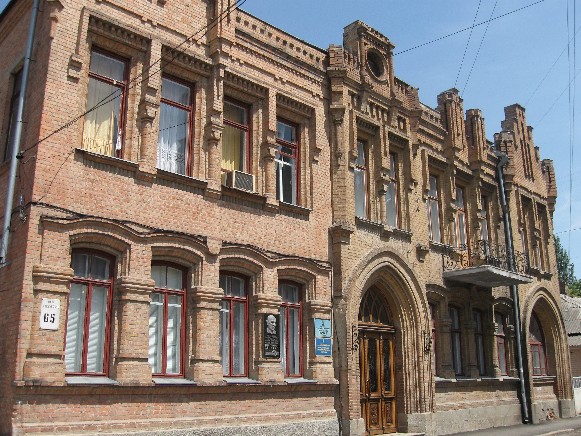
(39, 298), (60, 330)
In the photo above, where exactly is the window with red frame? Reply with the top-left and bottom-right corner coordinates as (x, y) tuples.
(454, 186), (468, 248)
(65, 252), (113, 374)
(473, 309), (486, 376)
(529, 313), (548, 376)
(354, 140), (369, 219)
(427, 175), (441, 243)
(220, 272), (248, 376)
(82, 49), (127, 157)
(495, 312), (508, 375)
(149, 263), (186, 376)
(157, 76), (194, 175)
(385, 153), (399, 228)
(3, 68), (22, 162)
(276, 119), (298, 205)
(449, 306), (463, 376)
(222, 100), (250, 173)
(430, 304), (437, 376)
(279, 281), (302, 377)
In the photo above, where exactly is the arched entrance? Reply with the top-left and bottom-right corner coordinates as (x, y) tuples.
(358, 287), (396, 435)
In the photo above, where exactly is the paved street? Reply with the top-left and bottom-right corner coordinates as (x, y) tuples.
(455, 415), (581, 436)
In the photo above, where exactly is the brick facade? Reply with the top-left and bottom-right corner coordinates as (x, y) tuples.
(0, 1), (574, 435)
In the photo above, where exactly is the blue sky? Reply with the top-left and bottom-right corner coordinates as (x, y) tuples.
(1, 0), (580, 274)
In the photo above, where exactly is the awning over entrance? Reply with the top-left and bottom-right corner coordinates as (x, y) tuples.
(443, 264), (532, 287)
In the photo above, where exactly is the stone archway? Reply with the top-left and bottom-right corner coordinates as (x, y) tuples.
(523, 289), (574, 422)
(338, 249), (431, 436)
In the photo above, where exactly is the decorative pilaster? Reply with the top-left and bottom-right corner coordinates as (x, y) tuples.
(113, 276), (154, 384)
(305, 300), (335, 382)
(252, 293), (284, 383)
(22, 265), (74, 385)
(437, 317), (455, 378)
(189, 286), (224, 383)
(463, 319), (478, 378)
(205, 114), (224, 197)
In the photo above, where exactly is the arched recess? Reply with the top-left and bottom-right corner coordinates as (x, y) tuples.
(522, 287), (573, 407)
(341, 248), (431, 433)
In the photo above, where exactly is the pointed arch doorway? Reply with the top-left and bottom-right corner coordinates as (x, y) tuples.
(358, 287), (397, 435)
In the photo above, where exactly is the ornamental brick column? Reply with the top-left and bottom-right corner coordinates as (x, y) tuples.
(252, 293), (284, 383)
(463, 319), (479, 378)
(188, 285), (224, 382)
(488, 320), (501, 377)
(22, 264), (74, 385)
(305, 300), (335, 382)
(437, 317), (455, 378)
(113, 276), (154, 384)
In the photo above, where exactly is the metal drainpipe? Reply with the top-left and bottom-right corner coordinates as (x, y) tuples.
(495, 149), (530, 423)
(0, 0), (40, 267)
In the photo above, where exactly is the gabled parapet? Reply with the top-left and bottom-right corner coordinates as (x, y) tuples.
(541, 159), (557, 213)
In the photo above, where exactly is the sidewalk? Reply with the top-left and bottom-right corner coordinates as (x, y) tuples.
(455, 415), (581, 436)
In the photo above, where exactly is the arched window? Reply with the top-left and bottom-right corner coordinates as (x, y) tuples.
(473, 309), (486, 376)
(495, 313), (508, 375)
(219, 272), (248, 377)
(65, 251), (113, 374)
(529, 313), (548, 376)
(149, 263), (186, 376)
(279, 281), (302, 377)
(359, 288), (390, 325)
(449, 306), (463, 376)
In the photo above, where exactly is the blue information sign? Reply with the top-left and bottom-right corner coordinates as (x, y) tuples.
(315, 338), (332, 356)
(314, 318), (332, 356)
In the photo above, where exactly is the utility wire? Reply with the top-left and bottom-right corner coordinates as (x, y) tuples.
(533, 65), (581, 127)
(454, 0), (482, 89)
(525, 22), (581, 106)
(19, 0), (247, 155)
(461, 0), (499, 95)
(394, 0), (547, 56)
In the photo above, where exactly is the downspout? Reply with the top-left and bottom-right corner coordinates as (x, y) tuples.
(0, 0), (40, 267)
(495, 149), (530, 423)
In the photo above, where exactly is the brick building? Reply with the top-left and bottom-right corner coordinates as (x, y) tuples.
(0, 0), (574, 435)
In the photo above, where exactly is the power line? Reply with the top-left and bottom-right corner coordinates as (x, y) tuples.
(555, 226), (581, 235)
(533, 65), (581, 127)
(524, 22), (581, 106)
(454, 0), (482, 89)
(19, 0), (247, 155)
(461, 0), (499, 96)
(394, 0), (547, 56)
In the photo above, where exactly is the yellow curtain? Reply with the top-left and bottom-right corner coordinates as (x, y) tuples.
(82, 79), (116, 156)
(221, 124), (241, 171)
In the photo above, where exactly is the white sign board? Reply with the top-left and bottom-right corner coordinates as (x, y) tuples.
(39, 298), (60, 330)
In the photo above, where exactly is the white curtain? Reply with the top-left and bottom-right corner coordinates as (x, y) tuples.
(157, 103), (188, 175)
(65, 283), (86, 372)
(220, 300), (230, 375)
(148, 293), (163, 374)
(166, 295), (182, 374)
(86, 286), (108, 373)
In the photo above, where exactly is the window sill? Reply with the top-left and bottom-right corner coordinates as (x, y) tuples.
(435, 376), (519, 386)
(429, 241), (454, 254)
(152, 377), (196, 385)
(223, 377), (260, 385)
(76, 147), (138, 173)
(278, 201), (311, 219)
(156, 168), (207, 192)
(65, 376), (119, 385)
(284, 377), (317, 384)
(221, 185), (267, 210)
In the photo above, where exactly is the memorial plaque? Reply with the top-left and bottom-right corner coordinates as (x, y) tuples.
(263, 314), (280, 359)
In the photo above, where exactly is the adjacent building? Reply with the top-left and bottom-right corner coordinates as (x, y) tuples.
(0, 0), (574, 434)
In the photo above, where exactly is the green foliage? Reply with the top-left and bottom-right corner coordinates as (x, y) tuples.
(555, 236), (576, 283)
(569, 280), (581, 297)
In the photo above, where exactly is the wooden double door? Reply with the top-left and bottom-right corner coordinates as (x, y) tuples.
(359, 327), (396, 435)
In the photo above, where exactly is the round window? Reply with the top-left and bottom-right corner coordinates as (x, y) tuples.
(367, 51), (384, 78)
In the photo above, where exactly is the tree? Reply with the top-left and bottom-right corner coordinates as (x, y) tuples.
(554, 235), (580, 296)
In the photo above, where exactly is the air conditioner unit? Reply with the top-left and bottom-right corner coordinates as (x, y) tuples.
(223, 170), (255, 192)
